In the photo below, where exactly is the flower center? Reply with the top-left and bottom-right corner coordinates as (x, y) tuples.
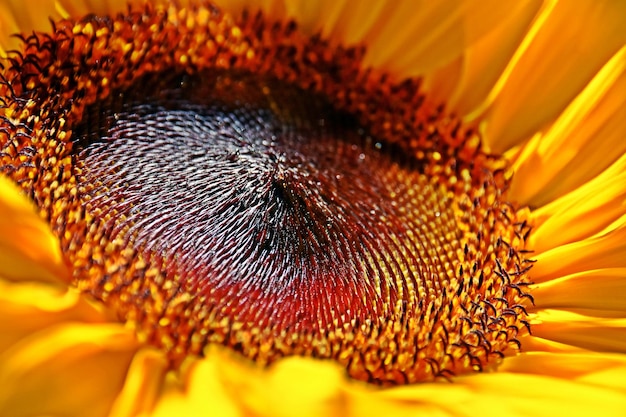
(0, 3), (534, 384)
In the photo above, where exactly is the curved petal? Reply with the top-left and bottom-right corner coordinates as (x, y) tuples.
(499, 351), (626, 393)
(108, 348), (169, 417)
(509, 44), (626, 207)
(483, 0), (626, 152)
(532, 222), (626, 283)
(528, 152), (626, 253)
(0, 176), (69, 284)
(150, 349), (246, 417)
(531, 268), (626, 314)
(0, 279), (113, 353)
(449, 0), (542, 118)
(0, 322), (138, 417)
(531, 309), (626, 353)
(151, 345), (626, 417)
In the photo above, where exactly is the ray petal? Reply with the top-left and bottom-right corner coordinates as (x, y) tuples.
(531, 309), (626, 353)
(0, 176), (68, 284)
(483, 0), (626, 152)
(528, 152), (626, 253)
(0, 323), (137, 417)
(508, 45), (626, 207)
(530, 268), (626, 313)
(108, 348), (169, 417)
(532, 222), (626, 282)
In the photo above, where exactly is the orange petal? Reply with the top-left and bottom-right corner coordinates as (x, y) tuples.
(361, 0), (528, 82)
(0, 0), (60, 55)
(0, 322), (138, 417)
(483, 0), (626, 152)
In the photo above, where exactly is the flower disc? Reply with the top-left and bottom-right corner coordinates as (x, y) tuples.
(0, 2), (534, 384)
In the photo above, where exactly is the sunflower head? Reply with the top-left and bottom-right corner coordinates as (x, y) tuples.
(1, 0), (626, 416)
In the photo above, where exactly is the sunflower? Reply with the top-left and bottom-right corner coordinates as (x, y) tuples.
(1, 0), (625, 416)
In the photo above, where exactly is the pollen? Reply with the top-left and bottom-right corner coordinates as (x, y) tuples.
(0, 2), (534, 385)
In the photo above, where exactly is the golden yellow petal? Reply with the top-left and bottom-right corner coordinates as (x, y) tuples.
(449, 0), (542, 118)
(0, 323), (138, 417)
(150, 350), (244, 417)
(108, 348), (169, 417)
(508, 44), (626, 207)
(483, 0), (626, 152)
(0, 0), (58, 55)
(498, 351), (626, 393)
(520, 334), (588, 354)
(0, 279), (112, 353)
(378, 371), (626, 417)
(532, 309), (626, 353)
(149, 343), (626, 417)
(532, 222), (626, 283)
(55, 0), (130, 18)
(528, 153), (626, 253)
(358, 0), (533, 84)
(530, 268), (626, 313)
(0, 176), (68, 284)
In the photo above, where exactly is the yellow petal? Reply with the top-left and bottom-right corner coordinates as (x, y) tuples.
(499, 351), (626, 393)
(0, 176), (68, 284)
(359, 0), (531, 84)
(509, 44), (626, 207)
(483, 0), (626, 152)
(0, 0), (58, 55)
(532, 222), (626, 283)
(153, 343), (626, 417)
(150, 350), (243, 417)
(0, 322), (138, 417)
(0, 279), (112, 353)
(449, 0), (542, 118)
(520, 334), (588, 354)
(532, 309), (626, 353)
(108, 348), (169, 417)
(357, 368), (626, 417)
(531, 268), (626, 313)
(528, 152), (626, 253)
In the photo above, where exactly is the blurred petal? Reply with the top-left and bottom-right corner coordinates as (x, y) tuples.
(449, 0), (542, 117)
(108, 348), (169, 417)
(499, 351), (626, 393)
(0, 280), (112, 353)
(0, 323), (138, 417)
(0, 0), (58, 55)
(151, 350), (245, 417)
(0, 176), (68, 284)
